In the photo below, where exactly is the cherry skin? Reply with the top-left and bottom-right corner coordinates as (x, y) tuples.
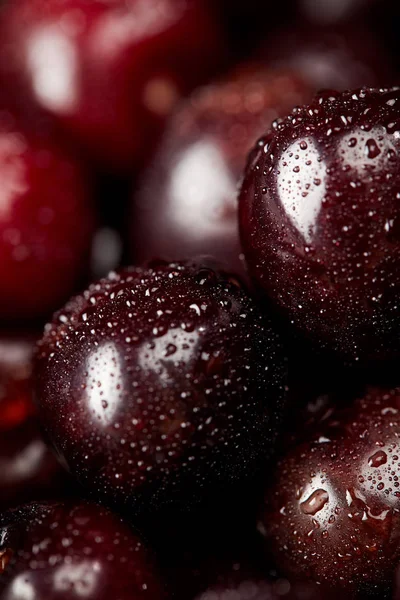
(0, 0), (226, 172)
(131, 66), (311, 278)
(0, 117), (95, 320)
(0, 501), (168, 599)
(239, 87), (400, 363)
(258, 386), (400, 597)
(34, 261), (286, 515)
(0, 333), (73, 510)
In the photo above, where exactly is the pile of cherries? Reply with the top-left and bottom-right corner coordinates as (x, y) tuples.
(0, 0), (399, 598)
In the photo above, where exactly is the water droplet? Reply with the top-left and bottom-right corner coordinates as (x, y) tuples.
(365, 139), (381, 159)
(165, 344), (177, 357)
(368, 450), (387, 468)
(300, 489), (329, 515)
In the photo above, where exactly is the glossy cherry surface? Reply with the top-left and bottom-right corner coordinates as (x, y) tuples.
(0, 0), (226, 172)
(259, 386), (400, 597)
(34, 261), (286, 515)
(239, 87), (400, 362)
(131, 66), (311, 278)
(0, 501), (168, 599)
(0, 334), (72, 510)
(0, 118), (95, 320)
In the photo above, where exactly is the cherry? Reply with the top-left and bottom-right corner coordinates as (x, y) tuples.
(0, 333), (73, 510)
(258, 386), (400, 597)
(34, 261), (286, 515)
(0, 501), (168, 599)
(0, 116), (95, 320)
(239, 87), (400, 363)
(0, 0), (226, 172)
(261, 25), (394, 92)
(131, 66), (311, 278)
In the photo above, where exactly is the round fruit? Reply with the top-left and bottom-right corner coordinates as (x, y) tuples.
(0, 0), (226, 171)
(34, 261), (286, 515)
(239, 87), (400, 362)
(0, 333), (72, 510)
(0, 501), (168, 599)
(0, 117), (95, 320)
(258, 386), (400, 596)
(131, 66), (311, 278)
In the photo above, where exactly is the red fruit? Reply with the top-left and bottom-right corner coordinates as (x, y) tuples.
(239, 87), (400, 362)
(34, 261), (286, 515)
(0, 117), (95, 320)
(0, 501), (168, 599)
(0, 0), (226, 172)
(262, 25), (394, 91)
(258, 386), (400, 597)
(0, 334), (72, 510)
(131, 66), (311, 277)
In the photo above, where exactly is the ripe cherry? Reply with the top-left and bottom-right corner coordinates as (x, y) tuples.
(0, 501), (168, 599)
(131, 66), (311, 278)
(0, 116), (95, 320)
(34, 261), (286, 516)
(0, 333), (73, 510)
(0, 0), (226, 172)
(258, 386), (400, 597)
(239, 87), (400, 362)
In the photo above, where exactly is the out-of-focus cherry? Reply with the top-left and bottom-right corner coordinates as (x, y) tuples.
(0, 0), (227, 172)
(0, 501), (169, 599)
(261, 25), (394, 91)
(0, 115), (95, 321)
(0, 333), (73, 510)
(131, 66), (311, 277)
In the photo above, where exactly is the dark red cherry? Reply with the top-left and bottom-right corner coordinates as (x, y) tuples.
(0, 501), (168, 599)
(0, 0), (226, 172)
(131, 66), (311, 277)
(34, 262), (286, 515)
(239, 87), (400, 362)
(0, 117), (95, 320)
(258, 386), (400, 597)
(261, 25), (394, 91)
(0, 333), (73, 510)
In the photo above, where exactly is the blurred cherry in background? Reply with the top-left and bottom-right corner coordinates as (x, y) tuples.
(0, 0), (228, 172)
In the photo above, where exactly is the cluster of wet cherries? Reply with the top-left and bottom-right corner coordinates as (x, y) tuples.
(0, 0), (399, 598)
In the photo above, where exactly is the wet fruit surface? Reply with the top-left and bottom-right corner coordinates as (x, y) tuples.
(0, 119), (95, 320)
(34, 262), (286, 514)
(259, 386), (400, 597)
(131, 66), (311, 277)
(239, 87), (400, 362)
(0, 334), (72, 510)
(0, 0), (226, 171)
(0, 501), (168, 599)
